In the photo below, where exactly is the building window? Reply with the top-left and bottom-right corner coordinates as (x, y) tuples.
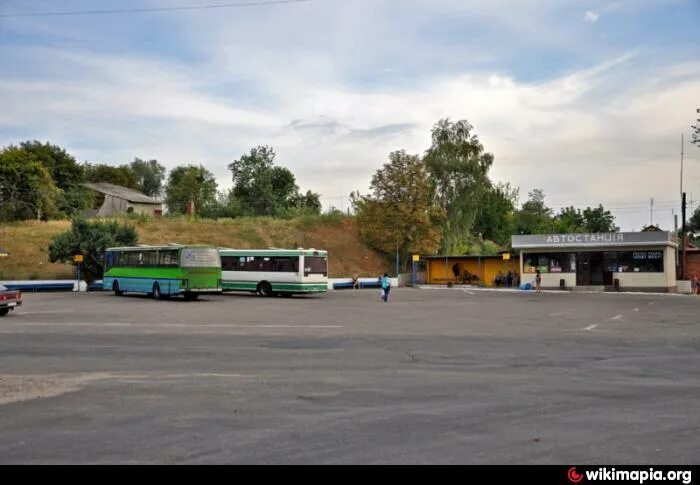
(606, 251), (663, 273)
(523, 253), (575, 273)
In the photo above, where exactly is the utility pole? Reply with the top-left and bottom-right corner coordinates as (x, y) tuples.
(682, 192), (687, 280)
(650, 198), (654, 226)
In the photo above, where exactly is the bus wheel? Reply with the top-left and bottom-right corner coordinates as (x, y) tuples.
(184, 292), (199, 301)
(113, 281), (124, 296)
(152, 283), (163, 300)
(258, 282), (273, 297)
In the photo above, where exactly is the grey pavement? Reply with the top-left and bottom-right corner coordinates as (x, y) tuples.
(0, 288), (698, 464)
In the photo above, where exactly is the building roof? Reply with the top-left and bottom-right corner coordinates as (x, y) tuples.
(82, 183), (161, 204)
(422, 254), (510, 260)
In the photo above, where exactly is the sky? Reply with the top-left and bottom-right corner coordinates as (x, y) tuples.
(1, 0), (699, 231)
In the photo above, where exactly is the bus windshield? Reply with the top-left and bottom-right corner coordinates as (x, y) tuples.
(181, 248), (221, 268)
(304, 256), (328, 276)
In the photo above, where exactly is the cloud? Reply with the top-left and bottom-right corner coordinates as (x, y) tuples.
(584, 10), (600, 23)
(1, 0), (698, 231)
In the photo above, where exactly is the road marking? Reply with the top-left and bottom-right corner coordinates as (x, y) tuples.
(462, 289), (475, 295)
(611, 314), (623, 320)
(583, 324), (598, 331)
(11, 322), (343, 329)
(19, 310), (76, 315)
(649, 301), (656, 306)
(633, 308), (639, 312)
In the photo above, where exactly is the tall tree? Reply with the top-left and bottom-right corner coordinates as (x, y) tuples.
(0, 146), (60, 221)
(472, 183), (519, 246)
(17, 140), (91, 216)
(130, 158), (166, 197)
(228, 146), (319, 216)
(165, 164), (218, 215)
(582, 205), (617, 232)
(352, 151), (445, 270)
(553, 206), (586, 233)
(84, 163), (140, 190)
(515, 189), (554, 235)
(424, 119), (494, 253)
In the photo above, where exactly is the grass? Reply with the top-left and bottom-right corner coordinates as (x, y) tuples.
(0, 215), (388, 280)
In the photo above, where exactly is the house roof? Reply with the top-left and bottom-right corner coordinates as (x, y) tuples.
(82, 183), (161, 204)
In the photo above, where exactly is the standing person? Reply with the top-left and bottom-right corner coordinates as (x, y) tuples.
(352, 273), (360, 290)
(535, 269), (542, 293)
(514, 271), (520, 288)
(381, 273), (391, 302)
(692, 274), (698, 295)
(506, 271), (513, 288)
(452, 263), (460, 283)
(495, 271), (503, 287)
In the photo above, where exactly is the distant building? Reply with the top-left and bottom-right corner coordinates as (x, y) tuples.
(82, 183), (163, 217)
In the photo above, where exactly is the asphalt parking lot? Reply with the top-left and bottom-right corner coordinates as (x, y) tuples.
(0, 288), (698, 464)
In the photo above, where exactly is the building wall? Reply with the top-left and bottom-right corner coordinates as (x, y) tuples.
(664, 246), (677, 287)
(97, 195), (129, 216)
(522, 272), (577, 288)
(127, 202), (163, 215)
(615, 272), (668, 290)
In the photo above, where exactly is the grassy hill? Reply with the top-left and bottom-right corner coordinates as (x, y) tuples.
(0, 215), (389, 281)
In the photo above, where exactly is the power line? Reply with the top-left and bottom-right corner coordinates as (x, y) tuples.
(0, 0), (310, 18)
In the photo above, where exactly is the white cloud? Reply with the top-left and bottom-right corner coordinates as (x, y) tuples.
(1, 0), (698, 231)
(584, 10), (600, 23)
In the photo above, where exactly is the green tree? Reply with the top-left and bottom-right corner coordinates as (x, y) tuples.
(0, 146), (60, 221)
(84, 163), (140, 190)
(48, 217), (138, 281)
(690, 206), (700, 232)
(165, 164), (218, 215)
(130, 158), (166, 197)
(515, 189), (554, 234)
(352, 150), (445, 271)
(472, 183), (519, 246)
(228, 146), (319, 217)
(14, 141), (91, 216)
(424, 119), (494, 253)
(552, 206), (585, 233)
(582, 205), (617, 232)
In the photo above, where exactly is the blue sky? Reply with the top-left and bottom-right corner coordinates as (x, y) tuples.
(1, 0), (699, 230)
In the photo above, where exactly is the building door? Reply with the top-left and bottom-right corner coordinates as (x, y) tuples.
(576, 253), (590, 285)
(590, 253), (605, 285)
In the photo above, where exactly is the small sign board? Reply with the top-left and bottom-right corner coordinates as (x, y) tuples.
(502, 253), (511, 261)
(73, 254), (84, 263)
(412, 254), (420, 262)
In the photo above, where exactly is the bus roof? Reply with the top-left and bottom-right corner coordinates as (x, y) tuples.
(218, 248), (327, 257)
(106, 245), (216, 252)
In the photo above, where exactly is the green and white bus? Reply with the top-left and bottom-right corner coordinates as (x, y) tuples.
(219, 248), (328, 297)
(103, 245), (222, 300)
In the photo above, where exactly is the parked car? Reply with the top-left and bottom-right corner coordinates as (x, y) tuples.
(0, 284), (22, 316)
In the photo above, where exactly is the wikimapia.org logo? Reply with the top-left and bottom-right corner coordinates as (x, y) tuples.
(568, 467), (584, 483)
(567, 467), (693, 484)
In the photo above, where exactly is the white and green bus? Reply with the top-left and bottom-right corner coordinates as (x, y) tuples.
(219, 248), (328, 297)
(103, 245), (222, 300)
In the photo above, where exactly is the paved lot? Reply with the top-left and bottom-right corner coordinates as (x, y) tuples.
(0, 288), (698, 464)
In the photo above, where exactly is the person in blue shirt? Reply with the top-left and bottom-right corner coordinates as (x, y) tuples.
(381, 273), (391, 302)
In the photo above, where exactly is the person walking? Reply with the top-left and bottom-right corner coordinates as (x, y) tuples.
(535, 269), (542, 293)
(381, 273), (391, 302)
